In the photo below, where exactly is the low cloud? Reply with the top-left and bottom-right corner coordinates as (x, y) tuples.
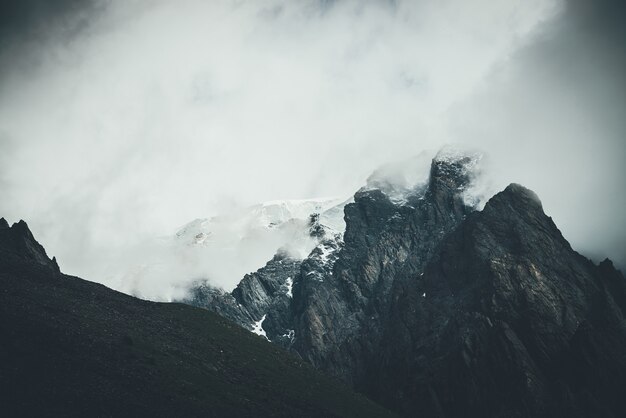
(449, 0), (626, 267)
(0, 0), (623, 297)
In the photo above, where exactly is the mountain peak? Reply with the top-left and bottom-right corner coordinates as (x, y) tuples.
(483, 183), (544, 216)
(502, 183), (542, 205)
(0, 218), (58, 271)
(13, 219), (34, 234)
(362, 147), (483, 207)
(429, 147), (482, 193)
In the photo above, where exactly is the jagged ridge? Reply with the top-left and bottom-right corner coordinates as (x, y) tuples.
(184, 152), (626, 417)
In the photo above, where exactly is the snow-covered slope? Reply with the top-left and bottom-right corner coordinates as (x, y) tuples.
(113, 197), (348, 299)
(175, 197), (346, 247)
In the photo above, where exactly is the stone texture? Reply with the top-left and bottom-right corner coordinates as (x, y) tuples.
(185, 155), (626, 417)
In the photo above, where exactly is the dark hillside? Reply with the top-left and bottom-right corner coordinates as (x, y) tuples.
(0, 218), (395, 418)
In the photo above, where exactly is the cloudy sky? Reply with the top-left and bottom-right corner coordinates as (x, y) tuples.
(0, 0), (624, 295)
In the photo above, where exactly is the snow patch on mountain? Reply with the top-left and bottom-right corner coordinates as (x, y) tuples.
(114, 197), (349, 298)
(284, 277), (293, 298)
(301, 237), (342, 284)
(251, 314), (269, 341)
(110, 147), (490, 301)
(175, 197), (346, 248)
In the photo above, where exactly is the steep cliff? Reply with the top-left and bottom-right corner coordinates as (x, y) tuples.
(184, 152), (626, 417)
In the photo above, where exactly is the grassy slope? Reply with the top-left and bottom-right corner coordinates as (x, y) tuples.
(0, 254), (395, 418)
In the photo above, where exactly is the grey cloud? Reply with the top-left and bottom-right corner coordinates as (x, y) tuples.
(0, 0), (623, 297)
(448, 0), (626, 267)
(0, 1), (94, 41)
(0, 1), (106, 82)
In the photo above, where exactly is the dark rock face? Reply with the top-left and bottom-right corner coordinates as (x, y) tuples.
(0, 218), (60, 273)
(373, 183), (626, 416)
(288, 155), (477, 386)
(182, 283), (249, 325)
(183, 249), (302, 349)
(185, 153), (626, 417)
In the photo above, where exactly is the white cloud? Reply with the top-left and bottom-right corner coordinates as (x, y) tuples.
(4, 0), (623, 298)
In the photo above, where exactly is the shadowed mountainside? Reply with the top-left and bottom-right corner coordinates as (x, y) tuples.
(0, 218), (396, 418)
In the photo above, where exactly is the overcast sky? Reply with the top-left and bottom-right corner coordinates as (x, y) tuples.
(0, 0), (624, 294)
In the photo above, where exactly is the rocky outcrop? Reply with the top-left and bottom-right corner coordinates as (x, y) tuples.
(184, 152), (626, 417)
(183, 249), (302, 349)
(0, 218), (60, 273)
(371, 183), (626, 416)
(288, 152), (478, 386)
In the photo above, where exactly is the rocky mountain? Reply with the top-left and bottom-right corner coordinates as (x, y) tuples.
(183, 150), (626, 417)
(0, 218), (396, 417)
